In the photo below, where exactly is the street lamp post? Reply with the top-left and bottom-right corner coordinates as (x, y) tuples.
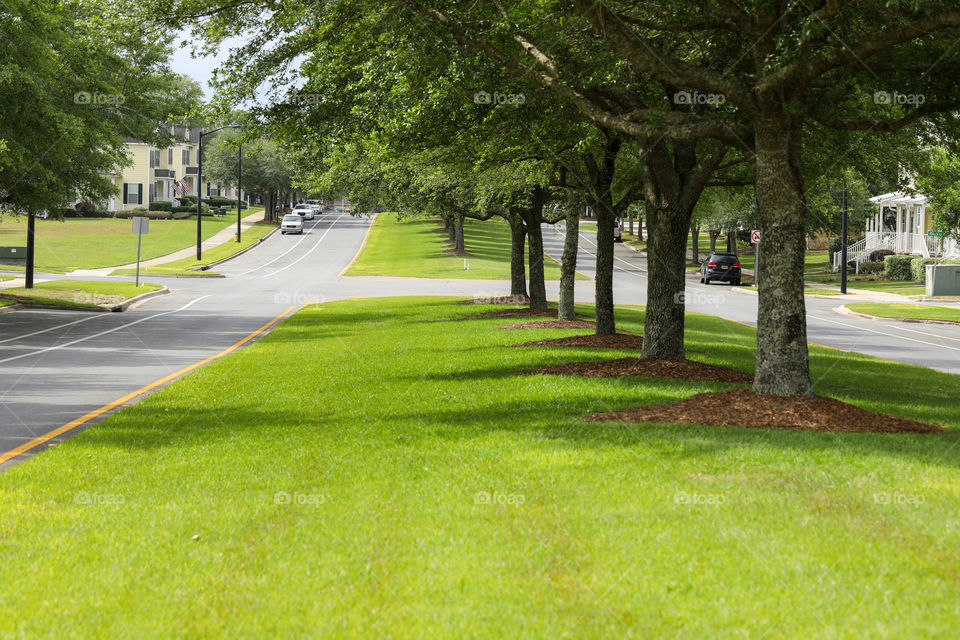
(196, 124), (240, 260)
(237, 144), (242, 243)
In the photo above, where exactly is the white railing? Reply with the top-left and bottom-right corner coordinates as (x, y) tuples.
(832, 232), (931, 270)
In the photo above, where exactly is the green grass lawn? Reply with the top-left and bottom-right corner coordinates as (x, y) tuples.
(2, 297), (960, 637)
(847, 302), (960, 322)
(0, 280), (162, 308)
(734, 250), (829, 275)
(0, 216), (238, 273)
(347, 214), (575, 280)
(0, 299), (13, 307)
(109, 221), (277, 276)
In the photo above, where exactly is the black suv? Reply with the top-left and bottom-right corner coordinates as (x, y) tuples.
(700, 252), (741, 286)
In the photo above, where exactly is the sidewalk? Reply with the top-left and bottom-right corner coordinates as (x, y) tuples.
(70, 212), (266, 277)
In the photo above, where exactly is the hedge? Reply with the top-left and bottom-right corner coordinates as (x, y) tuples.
(150, 201), (173, 212)
(113, 210), (172, 220)
(203, 196), (236, 206)
(883, 254), (914, 280)
(857, 261), (885, 274)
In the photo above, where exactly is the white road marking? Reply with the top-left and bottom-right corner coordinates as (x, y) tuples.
(0, 313), (107, 346)
(263, 214), (346, 278)
(809, 314), (960, 352)
(235, 216), (334, 277)
(883, 323), (960, 344)
(0, 296), (210, 365)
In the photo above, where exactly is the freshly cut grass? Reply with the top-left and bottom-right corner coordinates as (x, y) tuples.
(847, 302), (960, 322)
(0, 216), (237, 273)
(2, 297), (960, 637)
(109, 220), (276, 276)
(0, 280), (161, 308)
(347, 214), (576, 280)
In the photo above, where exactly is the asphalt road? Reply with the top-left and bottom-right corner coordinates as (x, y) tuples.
(2, 214), (959, 469)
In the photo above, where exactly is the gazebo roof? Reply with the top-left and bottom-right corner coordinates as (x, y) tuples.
(869, 191), (927, 207)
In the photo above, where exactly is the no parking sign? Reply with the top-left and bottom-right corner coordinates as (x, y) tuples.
(751, 229), (761, 243)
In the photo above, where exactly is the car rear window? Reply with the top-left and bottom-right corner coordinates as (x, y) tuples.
(710, 254), (738, 263)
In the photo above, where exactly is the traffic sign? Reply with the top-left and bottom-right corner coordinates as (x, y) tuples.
(132, 216), (149, 235)
(751, 229), (761, 243)
(927, 230), (945, 237)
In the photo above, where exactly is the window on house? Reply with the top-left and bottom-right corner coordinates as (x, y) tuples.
(182, 149), (190, 165)
(167, 148), (173, 165)
(123, 183), (142, 205)
(149, 150), (160, 168)
(149, 183), (156, 203)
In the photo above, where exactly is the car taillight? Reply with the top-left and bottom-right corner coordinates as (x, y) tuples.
(733, 262), (740, 268)
(707, 262), (717, 267)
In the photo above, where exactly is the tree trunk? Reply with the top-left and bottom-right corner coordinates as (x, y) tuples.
(641, 203), (689, 360)
(454, 214), (465, 253)
(727, 230), (735, 253)
(448, 217), (456, 243)
(509, 216), (528, 298)
(690, 224), (700, 265)
(558, 191), (581, 320)
(709, 229), (719, 254)
(752, 110), (813, 396)
(628, 212), (634, 235)
(594, 203), (616, 334)
(523, 212), (548, 310)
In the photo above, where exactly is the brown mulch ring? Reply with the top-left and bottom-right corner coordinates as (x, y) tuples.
(456, 296), (531, 305)
(586, 388), (943, 434)
(520, 357), (752, 382)
(511, 333), (644, 349)
(495, 319), (596, 329)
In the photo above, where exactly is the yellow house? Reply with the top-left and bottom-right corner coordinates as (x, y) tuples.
(99, 126), (242, 212)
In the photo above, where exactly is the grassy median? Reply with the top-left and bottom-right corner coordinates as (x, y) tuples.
(1, 297), (959, 637)
(847, 302), (960, 322)
(347, 214), (576, 280)
(109, 220), (276, 276)
(0, 280), (162, 308)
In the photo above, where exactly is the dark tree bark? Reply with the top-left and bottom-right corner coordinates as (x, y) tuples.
(508, 214), (528, 298)
(727, 230), (735, 253)
(752, 110), (813, 396)
(517, 188), (549, 310)
(448, 216), (456, 243)
(628, 211), (634, 236)
(454, 214), (465, 253)
(642, 200), (689, 360)
(690, 223), (700, 265)
(558, 190), (581, 321)
(708, 229), (719, 254)
(593, 204), (616, 334)
(636, 214), (642, 241)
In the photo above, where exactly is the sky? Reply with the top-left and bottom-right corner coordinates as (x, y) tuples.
(169, 32), (247, 100)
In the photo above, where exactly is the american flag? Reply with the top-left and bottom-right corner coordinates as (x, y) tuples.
(172, 177), (190, 196)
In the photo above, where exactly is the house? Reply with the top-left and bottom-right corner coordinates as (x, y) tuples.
(93, 126), (243, 212)
(834, 190), (959, 269)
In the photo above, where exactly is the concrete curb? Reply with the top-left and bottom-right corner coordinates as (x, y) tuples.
(835, 304), (960, 326)
(106, 286), (171, 312)
(197, 224), (280, 271)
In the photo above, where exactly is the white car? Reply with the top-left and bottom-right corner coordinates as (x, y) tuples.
(281, 214), (304, 234)
(292, 205), (314, 220)
(309, 204), (322, 215)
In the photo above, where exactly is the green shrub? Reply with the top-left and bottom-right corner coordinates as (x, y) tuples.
(910, 258), (935, 282)
(858, 261), (885, 274)
(173, 205), (197, 213)
(883, 254), (914, 280)
(178, 195), (197, 204)
(114, 210), (171, 220)
(829, 237), (843, 256)
(172, 211), (193, 220)
(203, 196), (235, 207)
(150, 201), (173, 212)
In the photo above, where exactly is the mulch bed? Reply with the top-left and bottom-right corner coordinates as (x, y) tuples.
(511, 333), (643, 349)
(456, 296), (530, 305)
(586, 388), (943, 434)
(495, 319), (596, 329)
(520, 357), (753, 382)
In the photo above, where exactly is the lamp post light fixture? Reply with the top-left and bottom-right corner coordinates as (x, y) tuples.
(196, 124), (240, 260)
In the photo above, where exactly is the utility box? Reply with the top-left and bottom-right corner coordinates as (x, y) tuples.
(0, 246), (27, 266)
(926, 264), (960, 296)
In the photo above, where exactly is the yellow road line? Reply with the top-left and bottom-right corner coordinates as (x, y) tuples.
(0, 305), (297, 466)
(543, 250), (594, 280)
(338, 214), (377, 277)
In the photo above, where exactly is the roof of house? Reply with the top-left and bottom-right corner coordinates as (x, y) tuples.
(869, 191), (928, 207)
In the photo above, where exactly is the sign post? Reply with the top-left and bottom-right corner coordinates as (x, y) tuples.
(132, 216), (149, 287)
(751, 229), (761, 288)
(841, 186), (848, 294)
